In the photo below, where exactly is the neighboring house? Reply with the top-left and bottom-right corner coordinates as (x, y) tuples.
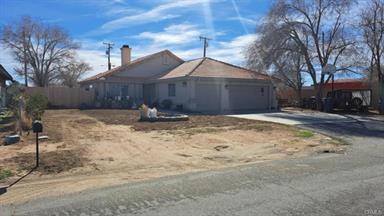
(0, 64), (13, 107)
(79, 45), (277, 113)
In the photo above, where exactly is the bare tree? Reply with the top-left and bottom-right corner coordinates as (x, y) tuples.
(247, 36), (306, 105)
(58, 60), (91, 88)
(248, 0), (360, 109)
(360, 0), (384, 114)
(1, 16), (86, 87)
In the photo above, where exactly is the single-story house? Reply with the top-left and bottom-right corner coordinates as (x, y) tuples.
(0, 64), (13, 107)
(79, 45), (277, 113)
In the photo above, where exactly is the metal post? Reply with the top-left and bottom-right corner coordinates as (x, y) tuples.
(203, 40), (207, 57)
(108, 53), (111, 71)
(103, 42), (114, 71)
(332, 74), (334, 93)
(36, 132), (39, 167)
(199, 36), (211, 58)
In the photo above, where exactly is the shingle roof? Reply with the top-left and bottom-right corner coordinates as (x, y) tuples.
(158, 57), (269, 80)
(0, 64), (13, 81)
(158, 58), (204, 79)
(79, 50), (183, 83)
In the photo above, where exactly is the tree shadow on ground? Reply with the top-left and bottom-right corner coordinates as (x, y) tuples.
(302, 121), (384, 139)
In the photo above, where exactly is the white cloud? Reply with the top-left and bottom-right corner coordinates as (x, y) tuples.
(99, 0), (212, 33)
(230, 0), (248, 34)
(218, 34), (257, 48)
(172, 48), (202, 60)
(77, 49), (120, 78)
(135, 24), (202, 45)
(202, 0), (216, 39)
(228, 16), (258, 26)
(207, 34), (257, 64)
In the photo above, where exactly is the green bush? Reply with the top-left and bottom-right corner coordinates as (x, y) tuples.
(0, 169), (13, 180)
(296, 130), (314, 138)
(6, 82), (24, 111)
(25, 94), (48, 120)
(161, 99), (173, 109)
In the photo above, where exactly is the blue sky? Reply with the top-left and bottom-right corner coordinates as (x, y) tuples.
(0, 0), (272, 81)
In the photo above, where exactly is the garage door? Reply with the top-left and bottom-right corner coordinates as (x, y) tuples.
(227, 85), (269, 110)
(196, 83), (221, 112)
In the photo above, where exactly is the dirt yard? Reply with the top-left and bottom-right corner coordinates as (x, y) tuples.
(0, 109), (346, 204)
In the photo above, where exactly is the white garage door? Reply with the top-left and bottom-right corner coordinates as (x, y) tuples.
(227, 85), (269, 110)
(196, 83), (221, 112)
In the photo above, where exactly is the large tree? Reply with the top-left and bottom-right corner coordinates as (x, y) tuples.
(58, 59), (91, 88)
(1, 16), (90, 87)
(247, 0), (360, 109)
(247, 36), (306, 105)
(360, 0), (384, 114)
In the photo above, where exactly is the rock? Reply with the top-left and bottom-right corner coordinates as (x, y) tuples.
(214, 145), (229, 151)
(4, 135), (20, 145)
(38, 135), (49, 141)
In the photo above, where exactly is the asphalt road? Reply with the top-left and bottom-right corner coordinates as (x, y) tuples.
(2, 114), (384, 216)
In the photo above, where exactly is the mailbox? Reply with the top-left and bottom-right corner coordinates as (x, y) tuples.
(32, 120), (43, 133)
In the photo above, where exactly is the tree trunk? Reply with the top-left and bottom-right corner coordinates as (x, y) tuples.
(316, 82), (325, 111)
(296, 87), (302, 108)
(379, 79), (384, 114)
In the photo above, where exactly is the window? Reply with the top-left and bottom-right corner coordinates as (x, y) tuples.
(168, 83), (176, 97)
(106, 83), (129, 99)
(261, 87), (264, 96)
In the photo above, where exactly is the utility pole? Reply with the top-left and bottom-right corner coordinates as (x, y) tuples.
(199, 36), (211, 57)
(103, 42), (114, 70)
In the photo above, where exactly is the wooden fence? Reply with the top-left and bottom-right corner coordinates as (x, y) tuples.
(25, 86), (95, 108)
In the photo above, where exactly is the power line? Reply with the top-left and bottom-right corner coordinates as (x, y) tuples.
(199, 36), (211, 58)
(103, 42), (114, 71)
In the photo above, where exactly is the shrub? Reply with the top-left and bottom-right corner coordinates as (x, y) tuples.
(176, 104), (183, 111)
(151, 101), (159, 109)
(25, 94), (48, 120)
(296, 130), (314, 138)
(101, 98), (113, 108)
(120, 97), (134, 109)
(0, 169), (13, 180)
(6, 82), (24, 113)
(161, 99), (173, 109)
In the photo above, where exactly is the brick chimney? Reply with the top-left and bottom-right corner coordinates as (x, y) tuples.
(121, 45), (131, 66)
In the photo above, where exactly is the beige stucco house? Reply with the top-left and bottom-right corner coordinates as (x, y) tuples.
(79, 45), (277, 113)
(0, 64), (13, 108)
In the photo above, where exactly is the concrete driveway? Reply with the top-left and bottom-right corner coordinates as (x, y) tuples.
(228, 108), (384, 125)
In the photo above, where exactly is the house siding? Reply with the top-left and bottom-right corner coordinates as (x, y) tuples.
(156, 80), (191, 110)
(0, 78), (6, 107)
(89, 81), (143, 101)
(192, 78), (273, 113)
(155, 78), (275, 113)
